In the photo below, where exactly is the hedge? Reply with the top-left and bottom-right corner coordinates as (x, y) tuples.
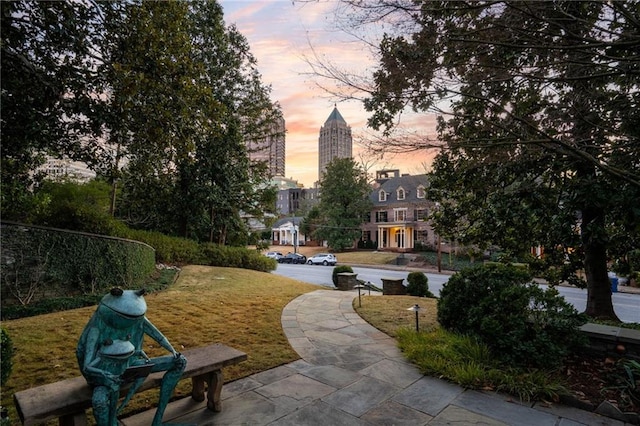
(1, 222), (155, 303)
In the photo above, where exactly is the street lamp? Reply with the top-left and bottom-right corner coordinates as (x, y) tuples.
(434, 202), (442, 273)
(437, 234), (442, 273)
(354, 284), (365, 307)
(407, 304), (421, 332)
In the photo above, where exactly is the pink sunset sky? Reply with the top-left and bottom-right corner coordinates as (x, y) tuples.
(220, 1), (438, 188)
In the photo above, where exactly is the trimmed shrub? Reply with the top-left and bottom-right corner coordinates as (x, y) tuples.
(1, 328), (13, 386)
(119, 229), (200, 265)
(407, 271), (433, 297)
(1, 223), (155, 302)
(199, 243), (276, 272)
(332, 265), (354, 287)
(437, 264), (587, 368)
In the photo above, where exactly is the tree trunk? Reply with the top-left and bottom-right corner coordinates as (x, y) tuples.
(109, 180), (117, 217)
(209, 206), (215, 243)
(581, 205), (619, 320)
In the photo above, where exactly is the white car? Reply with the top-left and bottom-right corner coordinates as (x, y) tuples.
(265, 251), (283, 260)
(307, 253), (337, 266)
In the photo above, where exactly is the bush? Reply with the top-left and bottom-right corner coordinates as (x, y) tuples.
(357, 239), (377, 249)
(437, 264), (587, 369)
(1, 223), (155, 302)
(406, 271), (433, 297)
(119, 229), (200, 265)
(1, 328), (13, 386)
(332, 265), (354, 287)
(199, 243), (276, 272)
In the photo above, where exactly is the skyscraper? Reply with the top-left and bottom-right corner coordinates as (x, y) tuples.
(247, 115), (286, 178)
(318, 105), (352, 181)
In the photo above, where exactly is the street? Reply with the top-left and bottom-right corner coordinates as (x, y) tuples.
(273, 263), (640, 323)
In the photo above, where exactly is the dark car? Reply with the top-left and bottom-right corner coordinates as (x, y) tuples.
(278, 253), (307, 264)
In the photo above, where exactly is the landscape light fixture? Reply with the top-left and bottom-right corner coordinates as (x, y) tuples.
(407, 304), (421, 332)
(354, 284), (365, 307)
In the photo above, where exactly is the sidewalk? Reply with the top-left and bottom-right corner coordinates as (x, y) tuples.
(121, 289), (629, 426)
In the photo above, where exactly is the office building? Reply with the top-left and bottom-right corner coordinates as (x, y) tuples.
(318, 105), (352, 181)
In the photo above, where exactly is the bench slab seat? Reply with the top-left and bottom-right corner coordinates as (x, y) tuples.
(13, 343), (247, 426)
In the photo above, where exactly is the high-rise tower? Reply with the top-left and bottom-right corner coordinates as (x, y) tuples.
(247, 115), (286, 178)
(318, 105), (352, 181)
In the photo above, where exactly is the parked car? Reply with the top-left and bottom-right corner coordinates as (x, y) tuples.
(307, 253), (337, 266)
(278, 253), (307, 264)
(265, 251), (283, 260)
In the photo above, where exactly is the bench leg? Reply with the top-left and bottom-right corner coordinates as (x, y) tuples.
(191, 370), (223, 412)
(59, 411), (87, 426)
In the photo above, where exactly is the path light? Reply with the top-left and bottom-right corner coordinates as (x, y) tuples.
(407, 304), (421, 332)
(354, 284), (365, 308)
(366, 281), (372, 295)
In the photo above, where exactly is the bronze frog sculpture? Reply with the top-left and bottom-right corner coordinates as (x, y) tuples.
(77, 288), (186, 426)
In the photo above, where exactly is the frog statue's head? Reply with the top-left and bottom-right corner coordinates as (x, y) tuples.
(97, 287), (147, 330)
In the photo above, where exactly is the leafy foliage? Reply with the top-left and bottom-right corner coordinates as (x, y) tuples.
(1, 1), (102, 221)
(334, 0), (640, 320)
(437, 264), (587, 369)
(396, 328), (568, 402)
(30, 180), (127, 235)
(406, 271), (432, 297)
(1, 268), (178, 320)
(1, 223), (156, 304)
(198, 243), (276, 272)
(2, 1), (281, 244)
(315, 158), (372, 251)
(332, 265), (354, 287)
(0, 328), (13, 386)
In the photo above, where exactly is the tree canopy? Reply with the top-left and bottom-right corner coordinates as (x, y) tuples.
(1, 0), (280, 244)
(312, 157), (372, 251)
(325, 0), (640, 320)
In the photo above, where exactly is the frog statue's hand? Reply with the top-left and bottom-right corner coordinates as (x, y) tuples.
(85, 368), (122, 392)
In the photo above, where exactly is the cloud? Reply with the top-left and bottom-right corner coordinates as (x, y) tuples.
(220, 0), (437, 187)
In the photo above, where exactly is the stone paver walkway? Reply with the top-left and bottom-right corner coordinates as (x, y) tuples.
(122, 290), (627, 426)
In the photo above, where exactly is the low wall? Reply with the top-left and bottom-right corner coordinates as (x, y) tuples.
(336, 273), (358, 291)
(580, 323), (640, 361)
(382, 278), (407, 295)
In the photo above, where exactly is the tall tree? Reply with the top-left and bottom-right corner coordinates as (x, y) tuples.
(2, 0), (287, 247)
(316, 158), (372, 251)
(1, 1), (103, 220)
(328, 0), (640, 320)
(179, 0), (280, 243)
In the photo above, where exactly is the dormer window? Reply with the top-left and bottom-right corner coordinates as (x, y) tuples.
(397, 187), (406, 200)
(378, 190), (387, 202)
(417, 185), (425, 198)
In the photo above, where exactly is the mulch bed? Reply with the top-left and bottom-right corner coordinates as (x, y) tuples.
(561, 353), (639, 415)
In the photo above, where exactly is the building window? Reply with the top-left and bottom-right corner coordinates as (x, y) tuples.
(397, 187), (405, 200)
(376, 211), (388, 223)
(394, 209), (407, 222)
(415, 209), (428, 221)
(417, 185), (425, 198)
(414, 230), (429, 243)
(378, 190), (387, 202)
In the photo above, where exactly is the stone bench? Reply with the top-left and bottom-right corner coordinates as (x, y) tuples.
(13, 343), (247, 426)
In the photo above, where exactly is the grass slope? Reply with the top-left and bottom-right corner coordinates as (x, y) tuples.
(2, 265), (318, 423)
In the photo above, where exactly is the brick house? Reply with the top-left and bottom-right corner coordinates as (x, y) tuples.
(361, 170), (438, 252)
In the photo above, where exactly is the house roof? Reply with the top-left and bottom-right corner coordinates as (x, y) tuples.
(272, 216), (305, 228)
(370, 174), (429, 206)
